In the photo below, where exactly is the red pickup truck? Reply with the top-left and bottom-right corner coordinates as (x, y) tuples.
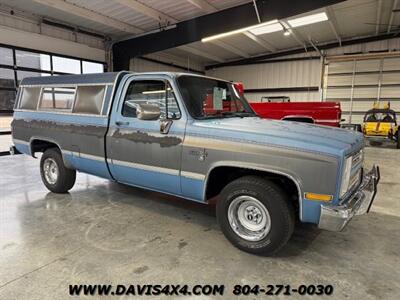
(250, 100), (342, 127)
(234, 83), (342, 127)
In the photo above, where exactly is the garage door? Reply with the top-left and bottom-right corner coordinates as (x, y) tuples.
(322, 54), (400, 125)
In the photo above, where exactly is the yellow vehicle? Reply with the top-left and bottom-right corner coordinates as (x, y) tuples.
(362, 103), (399, 149)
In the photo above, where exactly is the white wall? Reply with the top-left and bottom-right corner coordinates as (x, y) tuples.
(206, 58), (322, 102)
(205, 38), (400, 103)
(0, 13), (106, 62)
(130, 52), (204, 74)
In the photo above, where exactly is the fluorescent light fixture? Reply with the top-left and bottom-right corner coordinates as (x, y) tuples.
(142, 88), (170, 95)
(248, 22), (283, 35)
(288, 12), (328, 28)
(202, 20), (279, 42)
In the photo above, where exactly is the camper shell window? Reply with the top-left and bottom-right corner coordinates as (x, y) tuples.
(39, 87), (76, 111)
(19, 87), (41, 110)
(73, 85), (106, 115)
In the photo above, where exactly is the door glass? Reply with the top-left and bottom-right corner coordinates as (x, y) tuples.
(122, 80), (180, 119)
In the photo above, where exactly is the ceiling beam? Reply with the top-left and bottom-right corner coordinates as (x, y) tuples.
(388, 0), (399, 33)
(113, 0), (346, 70)
(211, 40), (250, 58)
(185, 0), (217, 13)
(325, 6), (342, 46)
(280, 20), (307, 50)
(309, 38), (323, 56)
(205, 31), (400, 69)
(33, 0), (142, 34)
(179, 45), (225, 62)
(375, 0), (383, 35)
(242, 31), (276, 52)
(114, 0), (178, 23)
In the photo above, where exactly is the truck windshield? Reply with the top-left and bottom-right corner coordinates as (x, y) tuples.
(177, 75), (255, 119)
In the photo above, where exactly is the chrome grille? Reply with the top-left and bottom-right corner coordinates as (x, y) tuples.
(349, 150), (363, 191)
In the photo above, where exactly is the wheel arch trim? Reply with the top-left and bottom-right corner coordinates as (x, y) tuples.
(29, 136), (72, 168)
(203, 161), (304, 221)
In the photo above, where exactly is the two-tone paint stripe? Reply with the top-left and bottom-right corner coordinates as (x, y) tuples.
(64, 150), (205, 180)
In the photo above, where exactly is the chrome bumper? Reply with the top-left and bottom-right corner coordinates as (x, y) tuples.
(318, 165), (380, 232)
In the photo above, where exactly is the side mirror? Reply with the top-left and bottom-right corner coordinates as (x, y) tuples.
(136, 103), (161, 120)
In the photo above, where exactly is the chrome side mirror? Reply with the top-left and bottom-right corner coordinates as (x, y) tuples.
(136, 103), (161, 120)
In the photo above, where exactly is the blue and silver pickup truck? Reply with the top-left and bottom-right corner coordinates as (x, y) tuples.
(11, 72), (380, 255)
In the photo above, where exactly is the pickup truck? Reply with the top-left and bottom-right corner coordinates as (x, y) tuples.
(250, 101), (342, 127)
(11, 72), (380, 255)
(233, 84), (342, 127)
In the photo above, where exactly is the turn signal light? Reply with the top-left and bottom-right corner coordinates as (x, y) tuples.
(305, 193), (333, 202)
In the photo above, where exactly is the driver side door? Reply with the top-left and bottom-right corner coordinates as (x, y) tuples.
(107, 77), (185, 195)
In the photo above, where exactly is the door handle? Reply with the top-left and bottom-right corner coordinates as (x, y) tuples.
(160, 119), (173, 134)
(115, 121), (129, 126)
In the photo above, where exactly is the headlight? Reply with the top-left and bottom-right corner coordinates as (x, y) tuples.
(340, 156), (352, 197)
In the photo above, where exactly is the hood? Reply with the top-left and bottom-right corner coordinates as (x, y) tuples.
(190, 117), (364, 157)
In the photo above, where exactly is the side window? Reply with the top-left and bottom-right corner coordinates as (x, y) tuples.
(39, 87), (75, 110)
(73, 85), (105, 115)
(19, 87), (41, 110)
(122, 80), (181, 119)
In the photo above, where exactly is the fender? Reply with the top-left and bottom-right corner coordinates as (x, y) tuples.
(203, 161), (304, 221)
(29, 136), (73, 169)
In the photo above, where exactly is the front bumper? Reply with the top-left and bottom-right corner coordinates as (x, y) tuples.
(318, 165), (380, 232)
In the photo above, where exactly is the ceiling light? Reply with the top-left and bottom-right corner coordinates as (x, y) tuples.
(142, 88), (170, 95)
(248, 22), (283, 35)
(287, 12), (328, 28)
(202, 19), (279, 42)
(283, 29), (291, 36)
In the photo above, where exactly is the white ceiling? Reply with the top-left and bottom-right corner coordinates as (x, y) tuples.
(0, 0), (399, 66)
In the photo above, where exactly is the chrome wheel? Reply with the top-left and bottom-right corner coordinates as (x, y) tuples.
(228, 195), (271, 242)
(43, 158), (59, 185)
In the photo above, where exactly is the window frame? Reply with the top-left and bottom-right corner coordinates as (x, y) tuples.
(121, 78), (182, 121)
(0, 43), (107, 114)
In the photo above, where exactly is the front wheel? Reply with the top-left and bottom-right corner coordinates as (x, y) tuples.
(40, 148), (76, 193)
(396, 131), (400, 149)
(217, 176), (295, 256)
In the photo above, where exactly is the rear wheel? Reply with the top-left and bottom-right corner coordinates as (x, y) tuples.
(217, 176), (295, 255)
(397, 130), (400, 149)
(40, 148), (76, 193)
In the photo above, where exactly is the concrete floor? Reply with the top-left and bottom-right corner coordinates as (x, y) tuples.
(0, 147), (399, 299)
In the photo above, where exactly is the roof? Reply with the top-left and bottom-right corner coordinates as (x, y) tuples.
(19, 71), (231, 86)
(20, 72), (126, 86)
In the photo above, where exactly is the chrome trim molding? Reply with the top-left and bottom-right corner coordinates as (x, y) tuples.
(14, 109), (108, 119)
(181, 171), (205, 180)
(62, 150), (105, 162)
(111, 158), (180, 176)
(20, 83), (114, 88)
(203, 162), (304, 220)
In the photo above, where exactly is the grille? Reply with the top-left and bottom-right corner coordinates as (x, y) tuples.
(349, 150), (363, 191)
